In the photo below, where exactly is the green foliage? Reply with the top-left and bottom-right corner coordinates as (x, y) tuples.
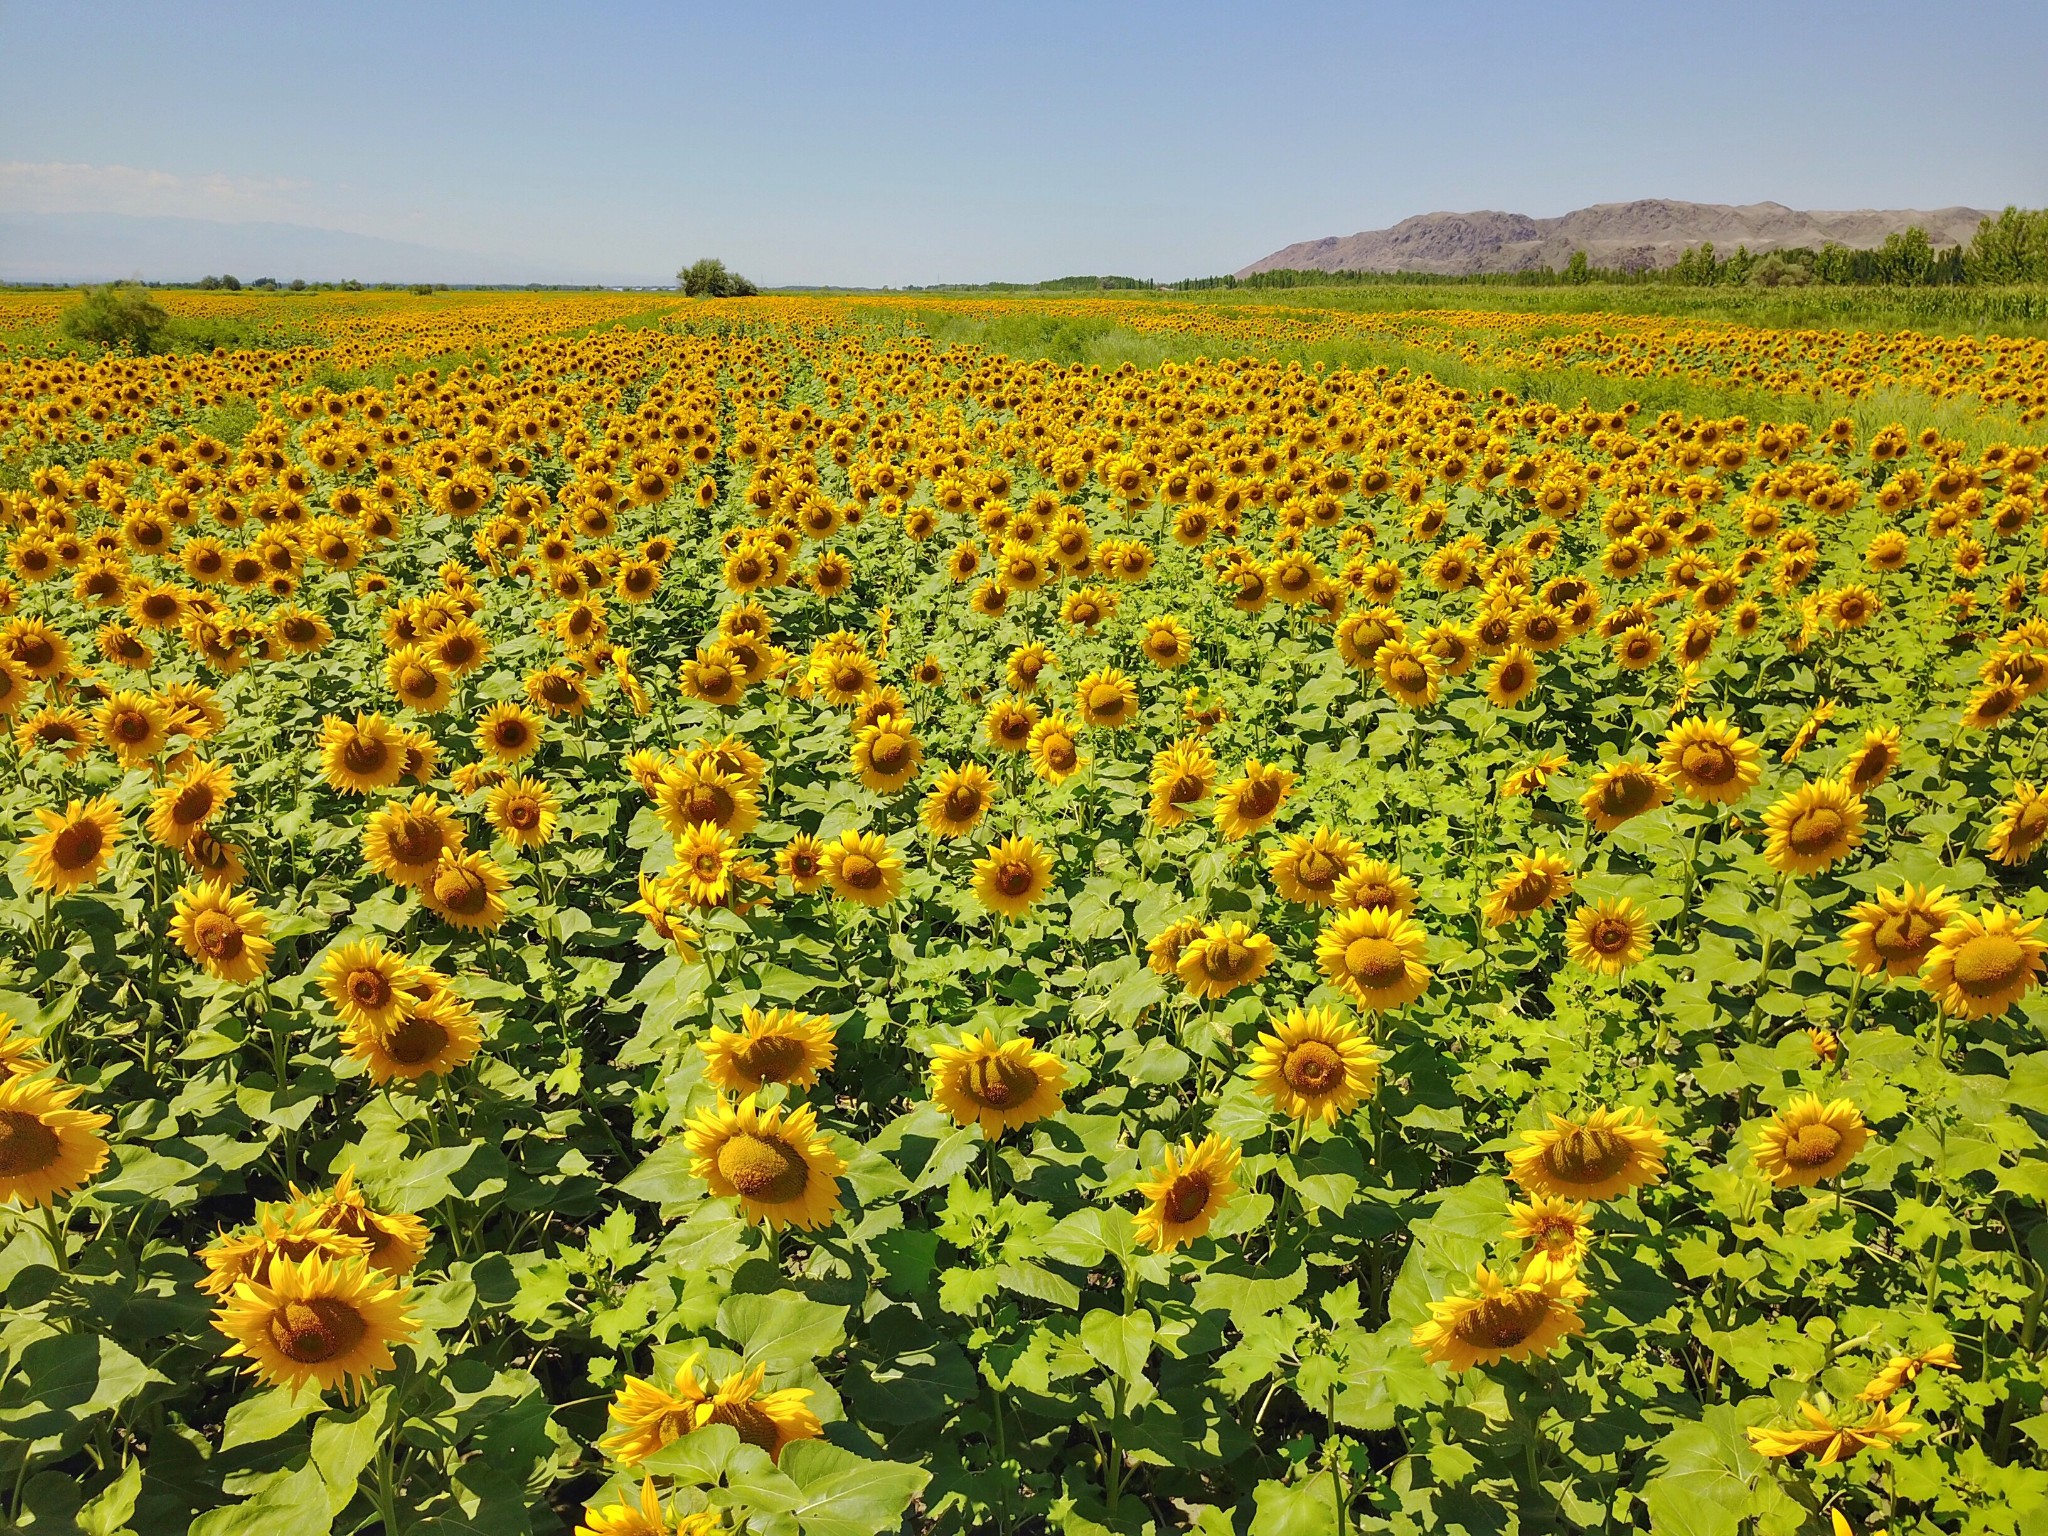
(1, 286), (2047, 1534)
(59, 282), (172, 354)
(680, 258), (760, 297)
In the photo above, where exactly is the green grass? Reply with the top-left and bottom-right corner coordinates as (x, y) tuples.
(1146, 280), (2048, 341)
(870, 304), (2036, 451)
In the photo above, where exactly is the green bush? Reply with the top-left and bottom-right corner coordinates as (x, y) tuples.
(678, 258), (759, 297)
(58, 283), (172, 354)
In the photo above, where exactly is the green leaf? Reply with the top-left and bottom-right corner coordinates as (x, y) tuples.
(868, 1228), (941, 1295)
(75, 1460), (142, 1536)
(188, 1463), (334, 1536)
(311, 1395), (387, 1516)
(1250, 1475), (1343, 1536)
(616, 1139), (700, 1205)
(717, 1291), (849, 1369)
(775, 1440), (929, 1536)
(220, 1385), (320, 1451)
(1079, 1307), (1155, 1384)
(1644, 1409), (1766, 1536)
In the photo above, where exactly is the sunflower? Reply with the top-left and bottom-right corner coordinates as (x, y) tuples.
(1857, 1345), (1959, 1403)
(656, 764), (760, 840)
(1579, 761), (1672, 833)
(1005, 643), (1055, 694)
(343, 984), (482, 1084)
(363, 794), (467, 889)
(1962, 681), (2024, 732)
(184, 830), (248, 888)
(213, 1252), (416, 1399)
(1140, 920), (1198, 982)
(701, 1007), (837, 1093)
(320, 940), (421, 1033)
(625, 872), (701, 959)
(1837, 725), (1902, 793)
(1564, 895), (1652, 974)
(476, 701), (543, 765)
(972, 834), (1055, 918)
(0, 1018), (46, 1082)
(1505, 1196), (1595, 1269)
(1745, 1399), (1920, 1464)
(3, 617), (72, 680)
(1761, 778), (1866, 875)
(144, 760), (233, 848)
(0, 1074), (111, 1207)
(1482, 851), (1575, 927)
(1133, 1134), (1240, 1252)
(921, 762), (997, 838)
(384, 645), (451, 714)
(1246, 1006), (1385, 1123)
(930, 1030), (1068, 1138)
(1753, 1095), (1871, 1186)
(1485, 645), (1539, 707)
(1658, 717), (1762, 804)
(170, 881), (275, 984)
(311, 1168), (430, 1277)
(1315, 907), (1431, 1010)
(852, 717), (923, 793)
(1986, 782), (2048, 866)
(421, 849), (512, 931)
(1411, 1260), (1588, 1371)
(1613, 623), (1664, 670)
(1147, 738), (1216, 828)
(1842, 883), (1961, 979)
(1333, 859), (1418, 916)
(822, 829), (904, 907)
(1507, 1107), (1668, 1201)
(1027, 711), (1085, 785)
(1268, 826), (1363, 907)
(97, 689), (169, 767)
(659, 825), (735, 908)
(17, 707), (93, 764)
(198, 1208), (375, 1300)
(1140, 616), (1193, 669)
(777, 833), (827, 893)
(1072, 667), (1139, 729)
(983, 698), (1039, 754)
(318, 713), (407, 794)
(0, 656), (31, 716)
(1920, 906), (2046, 1019)
(1175, 919), (1277, 1000)
(1375, 641), (1441, 710)
(485, 775), (561, 850)
(25, 796), (122, 892)
(600, 1353), (823, 1468)
(1214, 759), (1295, 841)
(685, 1094), (846, 1228)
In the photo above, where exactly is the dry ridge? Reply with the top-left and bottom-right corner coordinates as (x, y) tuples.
(1236, 199), (1996, 278)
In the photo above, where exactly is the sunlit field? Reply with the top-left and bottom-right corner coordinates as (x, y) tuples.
(1, 286), (2045, 1536)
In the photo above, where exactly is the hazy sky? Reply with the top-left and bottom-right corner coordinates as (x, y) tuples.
(4, 0), (2045, 286)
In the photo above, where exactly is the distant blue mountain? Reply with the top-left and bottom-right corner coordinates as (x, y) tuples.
(0, 212), (655, 286)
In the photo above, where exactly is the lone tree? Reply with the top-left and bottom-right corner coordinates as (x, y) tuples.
(60, 282), (172, 354)
(678, 258), (758, 297)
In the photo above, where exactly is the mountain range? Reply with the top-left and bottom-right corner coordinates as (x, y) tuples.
(1235, 200), (1998, 278)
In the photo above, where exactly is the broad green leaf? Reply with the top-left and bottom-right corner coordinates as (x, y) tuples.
(775, 1440), (929, 1536)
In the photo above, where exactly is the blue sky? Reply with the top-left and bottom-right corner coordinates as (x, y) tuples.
(3, 0), (2045, 286)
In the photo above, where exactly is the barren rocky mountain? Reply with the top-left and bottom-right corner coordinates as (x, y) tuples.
(1236, 199), (1996, 277)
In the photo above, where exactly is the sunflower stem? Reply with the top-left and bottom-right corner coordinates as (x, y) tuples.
(1679, 814), (1709, 936)
(1327, 1384), (1350, 1536)
(1836, 969), (1866, 1039)
(38, 1200), (69, 1277)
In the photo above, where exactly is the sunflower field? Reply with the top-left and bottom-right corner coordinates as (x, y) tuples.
(1, 289), (2046, 1536)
